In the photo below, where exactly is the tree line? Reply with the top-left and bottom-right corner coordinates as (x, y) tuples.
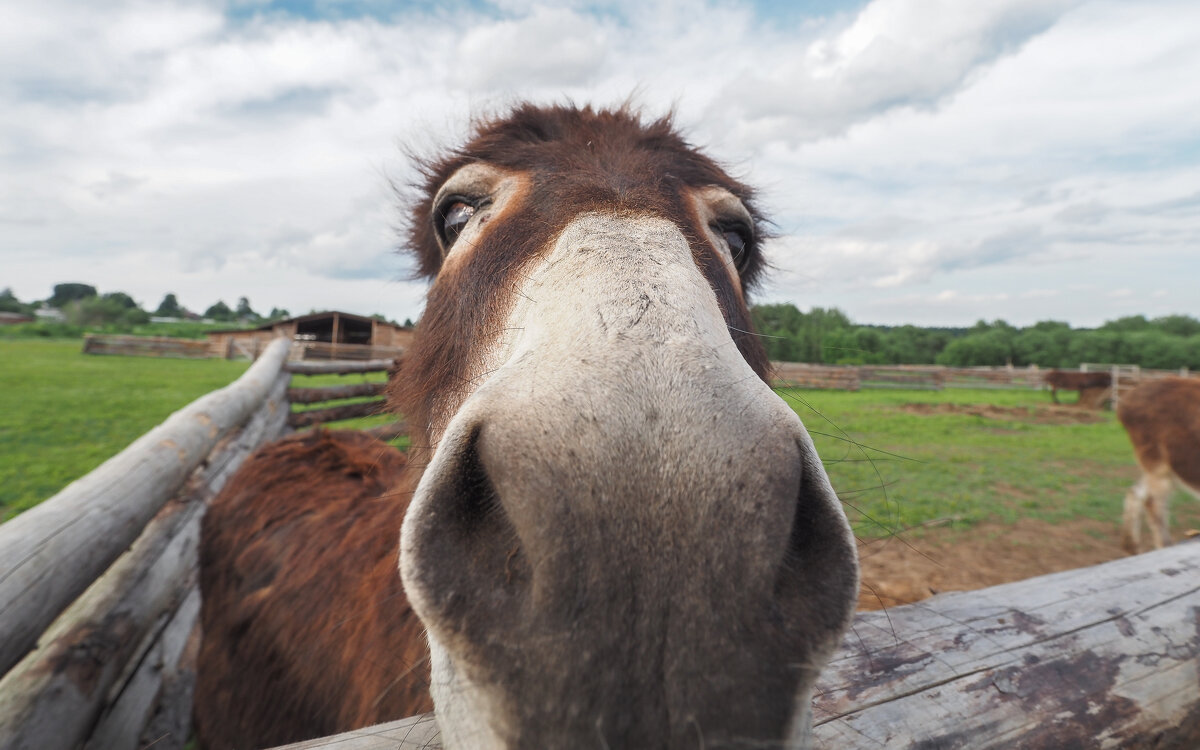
(1, 283), (291, 328)
(750, 303), (1200, 370)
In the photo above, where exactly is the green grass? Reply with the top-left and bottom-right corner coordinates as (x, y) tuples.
(0, 340), (407, 521)
(0, 340), (251, 520)
(3, 339), (1186, 539)
(775, 386), (1200, 538)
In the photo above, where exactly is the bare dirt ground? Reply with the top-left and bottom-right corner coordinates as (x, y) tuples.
(898, 402), (1106, 425)
(856, 517), (1134, 611)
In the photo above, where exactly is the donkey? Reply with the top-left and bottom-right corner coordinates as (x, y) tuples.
(195, 103), (859, 750)
(1117, 376), (1200, 553)
(1044, 369), (1112, 404)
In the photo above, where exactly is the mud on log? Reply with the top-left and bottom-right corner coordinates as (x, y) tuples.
(274, 540), (1200, 749)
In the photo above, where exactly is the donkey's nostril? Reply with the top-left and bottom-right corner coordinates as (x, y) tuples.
(401, 424), (528, 634)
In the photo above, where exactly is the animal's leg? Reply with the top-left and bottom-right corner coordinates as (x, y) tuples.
(1050, 386), (1059, 404)
(1121, 476), (1148, 553)
(1143, 471), (1174, 550)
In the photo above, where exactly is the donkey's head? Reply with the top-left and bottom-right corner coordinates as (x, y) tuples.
(391, 104), (857, 749)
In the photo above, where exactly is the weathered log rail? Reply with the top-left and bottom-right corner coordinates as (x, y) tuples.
(0, 339), (406, 750)
(83, 334), (211, 359)
(771, 362), (1199, 393)
(271, 539), (1200, 750)
(283, 357), (400, 435)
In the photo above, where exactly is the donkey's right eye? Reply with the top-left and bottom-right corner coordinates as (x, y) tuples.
(437, 199), (478, 249)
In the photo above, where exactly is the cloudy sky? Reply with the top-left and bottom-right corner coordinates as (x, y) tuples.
(3, 0), (1198, 327)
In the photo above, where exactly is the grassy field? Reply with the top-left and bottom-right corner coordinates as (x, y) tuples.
(780, 385), (1200, 539)
(0, 339), (397, 521)
(4, 338), (1189, 539)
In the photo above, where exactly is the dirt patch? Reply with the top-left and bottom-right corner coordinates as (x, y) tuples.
(898, 402), (1106, 425)
(856, 517), (1129, 611)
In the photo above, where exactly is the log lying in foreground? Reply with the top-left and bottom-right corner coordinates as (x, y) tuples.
(289, 399), (386, 427)
(0, 336), (292, 679)
(811, 538), (1200, 748)
(271, 540), (1200, 750)
(285, 359), (397, 375)
(287, 382), (386, 404)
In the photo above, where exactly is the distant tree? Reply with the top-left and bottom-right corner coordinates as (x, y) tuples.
(1100, 315), (1151, 333)
(0, 288), (33, 315)
(936, 329), (1015, 367)
(402, 318), (414, 328)
(155, 293), (184, 317)
(267, 307), (290, 321)
(1153, 314), (1200, 338)
(751, 303), (853, 362)
(1012, 321), (1072, 368)
(102, 291), (140, 310)
(235, 297), (259, 321)
(47, 283), (97, 308)
(64, 295), (148, 327)
(204, 300), (235, 321)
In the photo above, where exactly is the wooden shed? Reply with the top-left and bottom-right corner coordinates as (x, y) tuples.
(205, 311), (413, 360)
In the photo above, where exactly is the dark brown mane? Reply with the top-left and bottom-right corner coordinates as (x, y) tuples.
(195, 430), (429, 749)
(392, 103), (772, 445)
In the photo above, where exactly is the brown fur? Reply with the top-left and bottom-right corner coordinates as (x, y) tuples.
(196, 104), (830, 748)
(195, 430), (431, 749)
(1044, 369), (1112, 403)
(1116, 377), (1200, 553)
(389, 103), (770, 451)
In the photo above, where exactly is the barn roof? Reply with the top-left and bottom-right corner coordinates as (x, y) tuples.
(207, 311), (408, 335)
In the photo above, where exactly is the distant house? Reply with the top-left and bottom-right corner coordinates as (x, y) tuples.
(0, 312), (35, 325)
(205, 311), (413, 360)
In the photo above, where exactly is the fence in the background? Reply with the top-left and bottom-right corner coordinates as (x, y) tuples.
(771, 361), (1198, 393)
(293, 340), (405, 362)
(82, 334), (210, 359)
(0, 339), (403, 750)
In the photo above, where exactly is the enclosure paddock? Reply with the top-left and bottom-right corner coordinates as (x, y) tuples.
(2, 338), (1198, 749)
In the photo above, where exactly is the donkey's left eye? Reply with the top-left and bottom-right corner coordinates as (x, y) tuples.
(438, 200), (478, 248)
(713, 222), (752, 270)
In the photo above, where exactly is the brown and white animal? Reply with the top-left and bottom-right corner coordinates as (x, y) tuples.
(1116, 377), (1200, 553)
(1043, 369), (1112, 404)
(195, 103), (859, 749)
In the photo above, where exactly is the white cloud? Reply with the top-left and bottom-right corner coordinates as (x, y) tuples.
(2, 0), (1199, 328)
(454, 7), (610, 90)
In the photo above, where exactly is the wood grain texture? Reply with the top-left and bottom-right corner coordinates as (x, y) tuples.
(811, 539), (1200, 749)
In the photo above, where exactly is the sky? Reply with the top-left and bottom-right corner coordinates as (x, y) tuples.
(2, 0), (1198, 328)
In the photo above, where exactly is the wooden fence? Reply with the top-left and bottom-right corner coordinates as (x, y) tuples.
(771, 361), (1198, 393)
(0, 338), (403, 750)
(82, 334), (211, 359)
(5, 340), (1199, 749)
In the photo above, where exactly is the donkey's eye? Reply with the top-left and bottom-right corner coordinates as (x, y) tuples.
(712, 222), (752, 271)
(436, 199), (479, 249)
